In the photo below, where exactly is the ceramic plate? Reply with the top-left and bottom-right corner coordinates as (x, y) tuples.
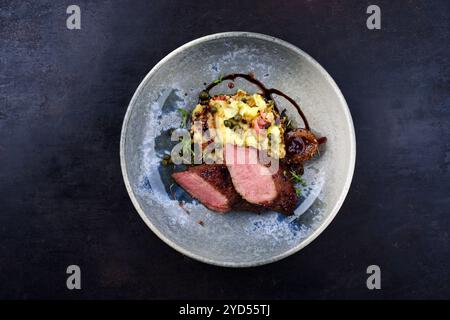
(120, 32), (356, 267)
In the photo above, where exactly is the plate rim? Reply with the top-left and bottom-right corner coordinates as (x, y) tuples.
(120, 31), (357, 267)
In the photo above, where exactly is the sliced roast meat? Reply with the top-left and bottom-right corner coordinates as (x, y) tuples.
(224, 144), (298, 215)
(172, 164), (235, 212)
(172, 164), (260, 213)
(224, 144), (278, 203)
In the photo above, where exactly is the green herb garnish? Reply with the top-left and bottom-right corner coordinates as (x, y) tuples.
(177, 108), (189, 128)
(285, 118), (293, 130)
(213, 74), (224, 84)
(291, 170), (306, 197)
(290, 170), (307, 187)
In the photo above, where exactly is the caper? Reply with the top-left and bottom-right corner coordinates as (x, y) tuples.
(163, 154), (171, 160)
(199, 91), (209, 100)
(161, 159), (168, 166)
(224, 120), (232, 128)
(233, 114), (242, 121)
(210, 106), (217, 113)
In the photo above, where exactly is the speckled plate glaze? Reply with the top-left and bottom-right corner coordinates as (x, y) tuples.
(120, 32), (356, 267)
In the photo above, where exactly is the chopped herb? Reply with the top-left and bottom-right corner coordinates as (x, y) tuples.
(213, 74), (224, 84)
(280, 110), (293, 129)
(177, 108), (189, 128)
(290, 170), (307, 187)
(295, 186), (302, 196)
(285, 118), (293, 129)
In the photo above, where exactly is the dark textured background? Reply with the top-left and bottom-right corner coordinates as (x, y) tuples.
(0, 0), (449, 299)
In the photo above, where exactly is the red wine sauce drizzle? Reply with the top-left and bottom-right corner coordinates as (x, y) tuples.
(205, 73), (310, 130)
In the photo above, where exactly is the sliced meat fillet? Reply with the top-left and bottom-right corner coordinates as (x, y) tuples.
(224, 144), (278, 204)
(172, 164), (260, 213)
(224, 144), (298, 215)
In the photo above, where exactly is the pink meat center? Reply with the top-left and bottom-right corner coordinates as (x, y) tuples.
(224, 145), (277, 204)
(172, 172), (229, 212)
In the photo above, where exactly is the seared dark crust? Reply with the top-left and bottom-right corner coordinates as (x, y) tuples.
(269, 166), (298, 215)
(233, 198), (264, 213)
(174, 162), (297, 215)
(193, 164), (239, 204)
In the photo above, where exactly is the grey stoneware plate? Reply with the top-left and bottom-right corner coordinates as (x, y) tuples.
(120, 32), (356, 267)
